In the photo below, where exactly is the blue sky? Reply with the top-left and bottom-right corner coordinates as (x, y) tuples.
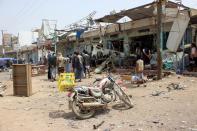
(0, 0), (197, 44)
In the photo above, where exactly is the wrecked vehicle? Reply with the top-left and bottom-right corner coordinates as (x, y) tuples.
(0, 58), (16, 71)
(94, 54), (115, 74)
(68, 74), (133, 119)
(91, 43), (124, 61)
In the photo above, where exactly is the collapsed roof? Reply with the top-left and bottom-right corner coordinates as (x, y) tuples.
(95, 1), (189, 23)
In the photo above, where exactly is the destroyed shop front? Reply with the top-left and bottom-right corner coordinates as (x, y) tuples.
(60, 1), (197, 71)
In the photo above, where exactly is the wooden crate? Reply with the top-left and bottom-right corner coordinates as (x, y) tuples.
(13, 64), (32, 97)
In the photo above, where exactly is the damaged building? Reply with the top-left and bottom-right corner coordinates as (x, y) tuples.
(57, 1), (197, 69)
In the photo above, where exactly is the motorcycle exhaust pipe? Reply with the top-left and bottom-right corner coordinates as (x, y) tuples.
(82, 102), (105, 107)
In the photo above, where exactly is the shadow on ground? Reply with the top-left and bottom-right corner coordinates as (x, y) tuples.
(49, 108), (111, 120)
(49, 110), (75, 120)
(112, 103), (133, 110)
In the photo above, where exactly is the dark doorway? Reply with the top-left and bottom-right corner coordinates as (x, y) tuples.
(129, 35), (155, 54)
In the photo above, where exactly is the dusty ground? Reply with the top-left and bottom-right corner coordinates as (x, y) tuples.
(0, 71), (197, 131)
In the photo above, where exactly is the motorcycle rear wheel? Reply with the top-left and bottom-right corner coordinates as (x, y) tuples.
(71, 99), (95, 119)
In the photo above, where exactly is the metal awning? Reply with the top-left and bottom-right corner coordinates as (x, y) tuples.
(95, 1), (189, 23)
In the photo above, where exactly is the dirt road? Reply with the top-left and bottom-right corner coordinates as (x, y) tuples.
(0, 72), (197, 131)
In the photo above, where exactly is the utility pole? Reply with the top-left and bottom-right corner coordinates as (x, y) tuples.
(17, 33), (19, 64)
(1, 30), (6, 57)
(156, 0), (163, 80)
(1, 30), (4, 46)
(54, 21), (57, 54)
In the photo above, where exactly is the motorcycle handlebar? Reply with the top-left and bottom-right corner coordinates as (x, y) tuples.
(107, 75), (115, 83)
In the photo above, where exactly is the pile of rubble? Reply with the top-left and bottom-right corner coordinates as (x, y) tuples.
(167, 83), (186, 92)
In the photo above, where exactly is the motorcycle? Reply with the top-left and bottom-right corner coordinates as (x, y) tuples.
(68, 75), (133, 119)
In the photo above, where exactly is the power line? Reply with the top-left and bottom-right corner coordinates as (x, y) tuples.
(14, 0), (35, 19)
(14, 0), (46, 31)
(12, 0), (37, 29)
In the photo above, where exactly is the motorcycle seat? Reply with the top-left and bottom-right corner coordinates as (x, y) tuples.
(89, 88), (102, 98)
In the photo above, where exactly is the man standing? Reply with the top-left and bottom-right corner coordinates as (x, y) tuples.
(191, 43), (197, 66)
(73, 52), (83, 82)
(50, 53), (57, 81)
(77, 52), (84, 81)
(142, 48), (151, 65)
(83, 50), (91, 78)
(65, 55), (71, 73)
(72, 52), (77, 73)
(57, 53), (65, 75)
(43, 56), (47, 65)
(136, 46), (142, 60)
(47, 51), (52, 80)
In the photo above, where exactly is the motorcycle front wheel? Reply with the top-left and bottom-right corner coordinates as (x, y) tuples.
(71, 99), (95, 119)
(114, 85), (134, 108)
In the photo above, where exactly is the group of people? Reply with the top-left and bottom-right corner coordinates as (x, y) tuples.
(47, 50), (91, 82)
(71, 50), (91, 82)
(135, 43), (197, 69)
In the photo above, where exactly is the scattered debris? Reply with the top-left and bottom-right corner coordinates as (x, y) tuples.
(167, 86), (172, 92)
(147, 74), (156, 80)
(167, 83), (186, 92)
(189, 128), (197, 131)
(67, 121), (79, 129)
(24, 107), (32, 111)
(163, 96), (170, 99)
(93, 121), (105, 129)
(0, 82), (6, 97)
(183, 71), (197, 77)
(129, 124), (135, 126)
(152, 76), (158, 81)
(103, 128), (111, 131)
(151, 91), (165, 96)
(152, 120), (160, 124)
(181, 121), (187, 124)
(129, 95), (132, 98)
(117, 125), (122, 128)
(180, 126), (187, 129)
(109, 123), (115, 127)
